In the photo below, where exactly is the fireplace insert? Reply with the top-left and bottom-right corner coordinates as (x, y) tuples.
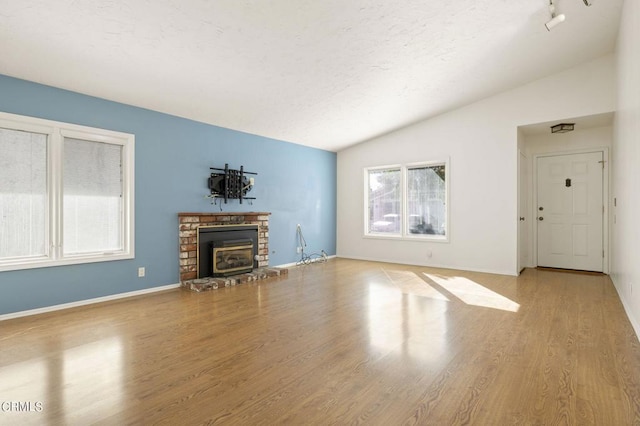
(211, 238), (254, 276)
(197, 224), (259, 278)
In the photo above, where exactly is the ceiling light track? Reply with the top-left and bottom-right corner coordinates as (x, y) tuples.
(545, 0), (566, 31)
(545, 0), (592, 31)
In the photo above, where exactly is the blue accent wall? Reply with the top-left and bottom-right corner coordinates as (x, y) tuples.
(0, 75), (336, 315)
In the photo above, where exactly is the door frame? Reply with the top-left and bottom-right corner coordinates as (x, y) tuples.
(532, 147), (610, 274)
(518, 150), (529, 273)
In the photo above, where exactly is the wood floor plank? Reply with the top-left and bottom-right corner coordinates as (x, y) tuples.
(1, 258), (639, 425)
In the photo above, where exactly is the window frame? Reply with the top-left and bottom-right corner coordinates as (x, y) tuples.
(0, 111), (135, 272)
(364, 159), (449, 242)
(364, 164), (403, 238)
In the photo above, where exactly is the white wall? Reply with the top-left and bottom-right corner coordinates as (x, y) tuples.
(612, 0), (640, 334)
(337, 54), (616, 276)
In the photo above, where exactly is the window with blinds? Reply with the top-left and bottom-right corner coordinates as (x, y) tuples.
(0, 112), (134, 271)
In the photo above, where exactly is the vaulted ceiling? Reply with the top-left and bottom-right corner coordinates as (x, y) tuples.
(0, 0), (624, 151)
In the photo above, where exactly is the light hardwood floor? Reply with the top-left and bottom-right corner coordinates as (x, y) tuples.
(1, 258), (639, 425)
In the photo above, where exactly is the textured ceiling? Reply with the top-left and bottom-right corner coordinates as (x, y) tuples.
(0, 0), (623, 151)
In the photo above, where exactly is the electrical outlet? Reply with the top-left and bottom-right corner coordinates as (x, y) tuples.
(296, 247), (302, 254)
(138, 267), (145, 277)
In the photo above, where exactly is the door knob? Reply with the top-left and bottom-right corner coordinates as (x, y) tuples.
(519, 217), (525, 221)
(538, 217), (544, 221)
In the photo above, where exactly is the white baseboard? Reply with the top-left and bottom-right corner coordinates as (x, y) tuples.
(620, 297), (640, 339)
(336, 254), (517, 276)
(0, 283), (181, 322)
(611, 278), (640, 339)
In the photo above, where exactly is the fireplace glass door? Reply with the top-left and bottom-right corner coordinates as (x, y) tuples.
(211, 239), (254, 276)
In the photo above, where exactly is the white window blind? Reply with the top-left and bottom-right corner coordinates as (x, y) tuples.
(63, 138), (123, 255)
(0, 128), (48, 259)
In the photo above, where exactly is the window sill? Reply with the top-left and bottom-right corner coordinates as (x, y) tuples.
(0, 252), (134, 272)
(363, 233), (449, 243)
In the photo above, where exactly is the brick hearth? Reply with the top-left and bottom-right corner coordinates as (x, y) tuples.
(184, 267), (289, 292)
(178, 212), (270, 283)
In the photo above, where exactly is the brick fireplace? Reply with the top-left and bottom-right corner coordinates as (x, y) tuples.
(178, 212), (270, 282)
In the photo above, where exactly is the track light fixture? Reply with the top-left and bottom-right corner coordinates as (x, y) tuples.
(545, 0), (566, 31)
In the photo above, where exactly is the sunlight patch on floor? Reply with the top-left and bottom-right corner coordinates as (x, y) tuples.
(382, 269), (450, 301)
(424, 273), (520, 312)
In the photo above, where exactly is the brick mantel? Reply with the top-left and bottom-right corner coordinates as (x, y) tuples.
(178, 212), (270, 282)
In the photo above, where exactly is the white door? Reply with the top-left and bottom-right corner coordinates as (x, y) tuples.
(537, 152), (603, 272)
